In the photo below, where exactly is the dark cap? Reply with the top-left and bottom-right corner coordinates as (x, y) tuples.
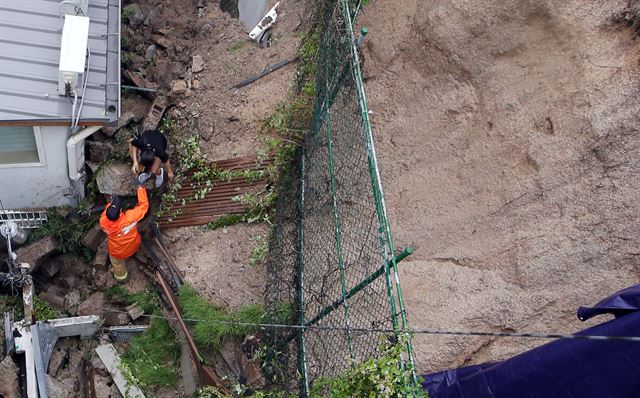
(106, 196), (122, 221)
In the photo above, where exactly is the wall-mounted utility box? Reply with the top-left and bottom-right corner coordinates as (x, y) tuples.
(58, 15), (90, 96)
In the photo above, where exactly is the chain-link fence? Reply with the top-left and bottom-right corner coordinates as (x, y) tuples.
(264, 0), (415, 395)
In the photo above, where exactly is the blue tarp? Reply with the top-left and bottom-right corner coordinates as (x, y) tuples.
(422, 284), (640, 398)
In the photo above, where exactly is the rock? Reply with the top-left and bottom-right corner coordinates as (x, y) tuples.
(192, 55), (205, 73)
(87, 141), (113, 163)
(0, 356), (19, 398)
(64, 290), (82, 312)
(55, 207), (71, 218)
(91, 356), (109, 377)
(101, 112), (134, 137)
(152, 34), (171, 49)
(82, 223), (106, 252)
(47, 347), (69, 377)
(201, 125), (214, 142)
(41, 258), (61, 279)
(122, 95), (151, 123)
(93, 269), (114, 291)
(144, 4), (163, 27)
(77, 292), (104, 316)
(15, 236), (58, 270)
(104, 311), (130, 326)
(39, 288), (66, 310)
(171, 79), (188, 94)
(123, 4), (145, 29)
(96, 163), (137, 195)
(240, 351), (265, 389)
(93, 240), (109, 269)
(126, 303), (145, 321)
(45, 374), (74, 398)
(192, 79), (201, 90)
(145, 44), (157, 62)
(55, 254), (91, 279)
(200, 23), (213, 34)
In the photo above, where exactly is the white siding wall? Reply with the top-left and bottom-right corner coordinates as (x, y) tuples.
(0, 126), (74, 209)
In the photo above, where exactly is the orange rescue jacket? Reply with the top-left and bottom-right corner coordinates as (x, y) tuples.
(100, 187), (149, 260)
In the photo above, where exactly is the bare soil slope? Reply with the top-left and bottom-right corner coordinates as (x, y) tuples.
(360, 0), (640, 372)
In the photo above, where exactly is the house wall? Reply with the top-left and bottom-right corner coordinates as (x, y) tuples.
(0, 126), (75, 209)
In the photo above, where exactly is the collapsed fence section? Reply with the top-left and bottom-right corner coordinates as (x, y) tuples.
(264, 0), (416, 395)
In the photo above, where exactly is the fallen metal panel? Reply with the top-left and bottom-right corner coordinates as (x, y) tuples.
(157, 156), (273, 228)
(45, 315), (101, 338)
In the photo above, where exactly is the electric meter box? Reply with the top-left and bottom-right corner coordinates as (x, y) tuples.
(58, 15), (90, 96)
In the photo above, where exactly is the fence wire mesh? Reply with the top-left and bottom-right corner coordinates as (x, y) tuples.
(264, 0), (415, 395)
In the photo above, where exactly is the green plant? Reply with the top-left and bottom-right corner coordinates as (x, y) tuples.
(34, 297), (56, 321)
(309, 336), (426, 398)
(229, 40), (245, 52)
(249, 234), (269, 267)
(206, 214), (245, 230)
(196, 386), (285, 398)
(179, 285), (265, 352)
(113, 286), (181, 390)
(29, 209), (97, 262)
(123, 317), (181, 388)
(121, 52), (134, 68)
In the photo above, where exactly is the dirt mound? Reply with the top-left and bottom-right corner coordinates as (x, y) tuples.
(360, 0), (640, 372)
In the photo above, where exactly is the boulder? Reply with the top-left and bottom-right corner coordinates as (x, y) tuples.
(144, 4), (164, 27)
(39, 288), (66, 310)
(15, 236), (58, 270)
(93, 269), (115, 291)
(91, 356), (109, 377)
(93, 240), (109, 269)
(47, 347), (69, 377)
(96, 163), (137, 196)
(77, 292), (104, 316)
(145, 44), (157, 62)
(126, 303), (145, 321)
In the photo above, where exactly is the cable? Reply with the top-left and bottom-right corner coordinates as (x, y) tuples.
(98, 307), (640, 343)
(72, 47), (91, 130)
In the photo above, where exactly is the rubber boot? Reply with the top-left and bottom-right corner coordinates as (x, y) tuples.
(111, 259), (129, 283)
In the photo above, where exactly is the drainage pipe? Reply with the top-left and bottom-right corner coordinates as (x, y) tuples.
(66, 126), (101, 181)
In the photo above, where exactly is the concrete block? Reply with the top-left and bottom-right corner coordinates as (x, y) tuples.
(77, 292), (104, 317)
(96, 344), (146, 398)
(82, 223), (106, 252)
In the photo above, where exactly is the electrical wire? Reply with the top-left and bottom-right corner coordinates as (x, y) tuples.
(98, 307), (640, 343)
(71, 47), (91, 130)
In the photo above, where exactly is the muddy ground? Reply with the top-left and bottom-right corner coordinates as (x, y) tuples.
(120, 0), (307, 307)
(360, 0), (640, 373)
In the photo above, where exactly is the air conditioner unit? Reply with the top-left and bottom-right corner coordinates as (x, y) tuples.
(59, 0), (89, 17)
(58, 14), (90, 96)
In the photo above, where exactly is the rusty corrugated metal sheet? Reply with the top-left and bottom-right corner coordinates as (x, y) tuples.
(157, 156), (272, 228)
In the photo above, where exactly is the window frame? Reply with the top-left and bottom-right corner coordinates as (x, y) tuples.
(0, 126), (46, 168)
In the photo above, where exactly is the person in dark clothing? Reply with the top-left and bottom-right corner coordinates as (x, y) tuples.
(129, 129), (174, 188)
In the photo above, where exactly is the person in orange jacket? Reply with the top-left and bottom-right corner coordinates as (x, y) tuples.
(99, 186), (149, 282)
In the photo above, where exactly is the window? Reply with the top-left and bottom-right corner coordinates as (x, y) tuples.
(0, 126), (44, 166)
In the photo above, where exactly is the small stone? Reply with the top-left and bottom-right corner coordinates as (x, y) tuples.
(104, 311), (130, 326)
(171, 80), (188, 94)
(192, 79), (201, 90)
(123, 4), (145, 29)
(192, 55), (205, 73)
(126, 303), (145, 321)
(145, 44), (157, 62)
(152, 34), (171, 48)
(91, 356), (109, 377)
(201, 126), (214, 142)
(77, 292), (104, 316)
(200, 23), (213, 34)
(178, 101), (187, 108)
(55, 207), (71, 218)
